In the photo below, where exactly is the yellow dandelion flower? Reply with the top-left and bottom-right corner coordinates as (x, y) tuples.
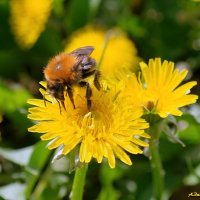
(10, 0), (52, 49)
(65, 26), (140, 76)
(139, 58), (198, 118)
(109, 71), (145, 115)
(27, 80), (149, 168)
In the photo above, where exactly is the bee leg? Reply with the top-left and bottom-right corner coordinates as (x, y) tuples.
(81, 69), (101, 90)
(43, 95), (47, 107)
(94, 70), (101, 90)
(79, 81), (92, 111)
(55, 99), (62, 114)
(43, 94), (51, 107)
(67, 86), (75, 109)
(60, 100), (66, 112)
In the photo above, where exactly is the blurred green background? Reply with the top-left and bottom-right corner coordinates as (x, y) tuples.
(0, 0), (200, 199)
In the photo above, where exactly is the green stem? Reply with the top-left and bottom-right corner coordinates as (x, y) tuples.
(97, 30), (118, 69)
(71, 164), (88, 200)
(97, 35), (109, 70)
(149, 126), (164, 200)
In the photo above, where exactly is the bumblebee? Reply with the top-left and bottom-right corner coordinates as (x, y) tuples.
(43, 46), (100, 111)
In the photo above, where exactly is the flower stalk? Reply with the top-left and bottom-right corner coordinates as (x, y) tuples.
(149, 124), (164, 200)
(71, 164), (88, 200)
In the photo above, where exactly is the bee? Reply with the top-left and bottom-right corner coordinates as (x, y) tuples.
(43, 46), (101, 112)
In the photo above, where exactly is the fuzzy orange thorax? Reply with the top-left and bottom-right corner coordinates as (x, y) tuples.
(44, 53), (78, 82)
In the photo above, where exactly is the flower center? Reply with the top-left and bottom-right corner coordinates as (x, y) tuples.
(75, 101), (113, 139)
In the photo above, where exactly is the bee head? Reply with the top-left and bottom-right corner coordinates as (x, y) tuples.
(47, 82), (65, 101)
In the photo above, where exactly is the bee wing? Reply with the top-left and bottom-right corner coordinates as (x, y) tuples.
(70, 46), (94, 57)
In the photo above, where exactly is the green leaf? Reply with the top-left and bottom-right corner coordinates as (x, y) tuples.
(27, 141), (51, 169)
(0, 146), (33, 166)
(25, 141), (52, 199)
